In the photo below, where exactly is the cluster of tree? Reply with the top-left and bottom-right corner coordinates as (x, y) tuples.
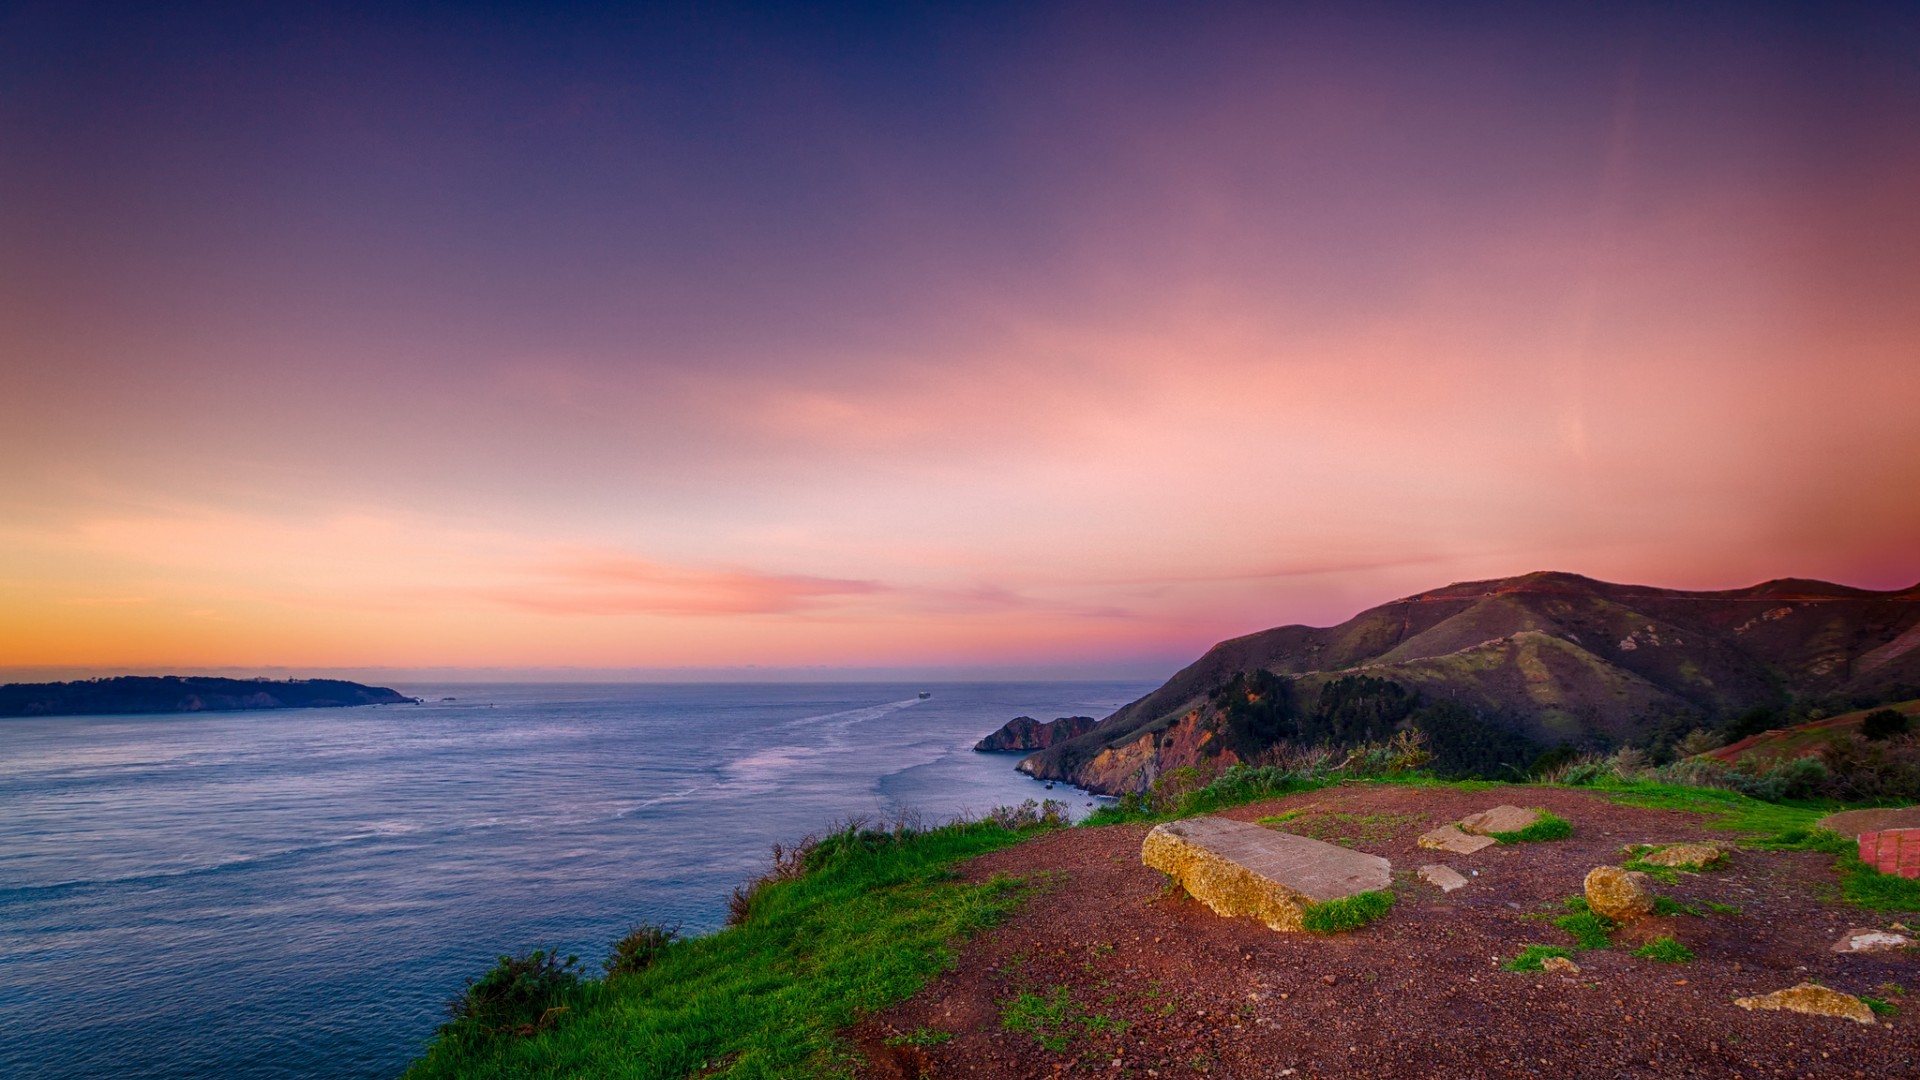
(1206, 673), (1542, 780)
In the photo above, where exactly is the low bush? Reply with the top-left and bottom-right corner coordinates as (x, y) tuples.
(1301, 889), (1394, 933)
(604, 922), (679, 978)
(443, 948), (582, 1039)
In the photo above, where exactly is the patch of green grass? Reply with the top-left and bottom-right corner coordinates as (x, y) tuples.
(1502, 945), (1574, 971)
(884, 1027), (953, 1048)
(406, 818), (1045, 1080)
(1862, 996), (1899, 1017)
(1491, 810), (1573, 844)
(1651, 896), (1705, 917)
(1622, 859), (1681, 885)
(1263, 810), (1423, 847)
(1301, 889), (1395, 933)
(1632, 936), (1695, 963)
(1839, 854), (1920, 911)
(998, 985), (1129, 1053)
(1553, 898), (1618, 949)
(1704, 901), (1743, 915)
(1590, 782), (1829, 837)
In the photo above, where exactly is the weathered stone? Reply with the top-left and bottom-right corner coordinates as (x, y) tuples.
(1417, 864), (1468, 892)
(1833, 928), (1916, 953)
(1141, 816), (1390, 932)
(1638, 843), (1727, 869)
(1735, 982), (1877, 1025)
(1419, 824), (1497, 854)
(1584, 865), (1654, 922)
(1458, 805), (1543, 836)
(1817, 806), (1920, 838)
(1542, 955), (1581, 974)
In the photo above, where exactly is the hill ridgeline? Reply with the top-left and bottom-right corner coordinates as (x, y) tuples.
(1012, 571), (1920, 794)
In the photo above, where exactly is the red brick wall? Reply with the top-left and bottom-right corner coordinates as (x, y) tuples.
(1857, 828), (1920, 879)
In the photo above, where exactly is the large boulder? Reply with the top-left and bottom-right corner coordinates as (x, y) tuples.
(1583, 866), (1654, 922)
(1142, 816), (1390, 932)
(1735, 983), (1877, 1025)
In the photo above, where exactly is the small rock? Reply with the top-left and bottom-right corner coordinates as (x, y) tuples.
(1543, 956), (1580, 974)
(1735, 982), (1877, 1025)
(1638, 843), (1728, 868)
(1458, 805), (1542, 836)
(1418, 864), (1469, 892)
(1322, 974), (1338, 986)
(1833, 928), (1916, 953)
(1419, 824), (1497, 854)
(1584, 865), (1655, 922)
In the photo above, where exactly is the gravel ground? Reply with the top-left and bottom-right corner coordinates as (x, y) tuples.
(854, 785), (1920, 1079)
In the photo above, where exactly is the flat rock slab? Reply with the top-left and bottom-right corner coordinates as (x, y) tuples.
(1142, 816), (1390, 932)
(1458, 805), (1541, 836)
(1418, 824), (1496, 854)
(1833, 928), (1915, 953)
(1417, 864), (1468, 892)
(1820, 806), (1920, 837)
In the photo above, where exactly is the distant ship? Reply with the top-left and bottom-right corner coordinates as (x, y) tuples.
(918, 691), (931, 699)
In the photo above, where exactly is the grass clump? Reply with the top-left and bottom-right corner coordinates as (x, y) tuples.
(999, 985), (1128, 1053)
(603, 922), (678, 979)
(1863, 995), (1900, 1017)
(1554, 898), (1618, 949)
(407, 814), (1050, 1080)
(1632, 936), (1695, 963)
(1301, 889), (1395, 933)
(1502, 945), (1574, 971)
(1651, 896), (1705, 918)
(1491, 810), (1572, 844)
(884, 1026), (953, 1048)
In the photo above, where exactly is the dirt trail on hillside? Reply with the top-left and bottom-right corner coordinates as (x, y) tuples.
(854, 786), (1920, 1079)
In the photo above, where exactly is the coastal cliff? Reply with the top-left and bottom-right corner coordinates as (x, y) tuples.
(973, 715), (1098, 752)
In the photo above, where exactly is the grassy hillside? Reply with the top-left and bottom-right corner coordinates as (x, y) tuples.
(1019, 572), (1920, 793)
(1705, 699), (1920, 764)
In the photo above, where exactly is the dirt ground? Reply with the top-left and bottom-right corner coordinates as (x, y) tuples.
(853, 785), (1920, 1079)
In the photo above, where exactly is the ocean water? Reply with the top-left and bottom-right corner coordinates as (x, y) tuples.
(0, 680), (1154, 1080)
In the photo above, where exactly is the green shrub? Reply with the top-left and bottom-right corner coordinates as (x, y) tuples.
(1502, 945), (1574, 971)
(1301, 889), (1394, 933)
(603, 922), (678, 978)
(1862, 709), (1911, 741)
(444, 949), (582, 1038)
(1492, 810), (1572, 844)
(1632, 936), (1694, 963)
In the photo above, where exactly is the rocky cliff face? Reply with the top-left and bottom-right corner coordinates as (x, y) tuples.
(973, 715), (1098, 752)
(1015, 571), (1920, 795)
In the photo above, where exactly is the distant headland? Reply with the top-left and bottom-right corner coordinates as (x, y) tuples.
(0, 676), (418, 718)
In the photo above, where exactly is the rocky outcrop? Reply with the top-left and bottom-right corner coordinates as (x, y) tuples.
(973, 715), (1098, 752)
(1418, 825), (1496, 854)
(1020, 709), (1235, 792)
(1584, 866), (1654, 922)
(1458, 805), (1541, 836)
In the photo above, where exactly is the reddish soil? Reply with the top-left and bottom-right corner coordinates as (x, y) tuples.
(854, 785), (1920, 1079)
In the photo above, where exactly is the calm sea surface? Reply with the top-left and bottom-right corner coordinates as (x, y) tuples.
(0, 680), (1154, 1079)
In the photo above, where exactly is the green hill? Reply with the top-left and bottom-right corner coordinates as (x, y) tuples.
(1016, 572), (1920, 793)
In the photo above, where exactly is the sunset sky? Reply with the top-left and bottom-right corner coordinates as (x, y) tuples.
(4, 2), (1918, 678)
